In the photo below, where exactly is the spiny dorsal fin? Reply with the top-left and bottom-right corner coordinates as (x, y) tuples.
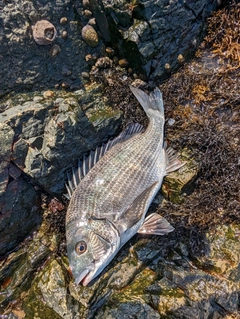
(65, 123), (143, 199)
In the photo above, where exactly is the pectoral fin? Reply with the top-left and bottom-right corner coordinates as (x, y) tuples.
(138, 213), (174, 235)
(116, 182), (159, 234)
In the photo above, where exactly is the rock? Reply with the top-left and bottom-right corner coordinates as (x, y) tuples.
(0, 123), (14, 195)
(100, 0), (219, 80)
(95, 301), (161, 319)
(0, 177), (42, 256)
(2, 218), (238, 318)
(0, 0), (220, 96)
(0, 123), (42, 256)
(1, 84), (122, 196)
(0, 0), (89, 96)
(95, 57), (112, 69)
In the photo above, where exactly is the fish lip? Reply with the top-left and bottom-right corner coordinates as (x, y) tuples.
(75, 264), (95, 286)
(82, 271), (93, 286)
(75, 268), (90, 286)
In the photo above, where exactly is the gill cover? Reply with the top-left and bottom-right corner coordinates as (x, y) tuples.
(67, 218), (120, 286)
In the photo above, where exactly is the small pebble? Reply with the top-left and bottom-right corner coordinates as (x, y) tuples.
(61, 67), (72, 77)
(60, 17), (68, 25)
(177, 54), (185, 63)
(49, 44), (61, 57)
(88, 18), (96, 26)
(84, 9), (92, 18)
(118, 58), (129, 68)
(164, 63), (171, 72)
(168, 118), (175, 126)
(82, 72), (90, 79)
(95, 57), (112, 69)
(61, 30), (68, 40)
(82, 0), (90, 8)
(43, 90), (55, 98)
(106, 47), (114, 57)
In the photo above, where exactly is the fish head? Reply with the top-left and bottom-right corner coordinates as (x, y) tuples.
(66, 218), (120, 286)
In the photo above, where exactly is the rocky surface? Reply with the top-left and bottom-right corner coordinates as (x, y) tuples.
(0, 210), (239, 318)
(0, 0), (221, 96)
(101, 0), (220, 81)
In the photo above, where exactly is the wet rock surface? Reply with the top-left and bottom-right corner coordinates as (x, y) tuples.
(0, 0), (221, 96)
(0, 2), (239, 319)
(101, 0), (220, 81)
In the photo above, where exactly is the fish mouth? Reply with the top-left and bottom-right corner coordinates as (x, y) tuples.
(75, 265), (94, 286)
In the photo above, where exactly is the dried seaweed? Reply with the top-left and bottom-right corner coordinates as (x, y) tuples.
(158, 3), (240, 229)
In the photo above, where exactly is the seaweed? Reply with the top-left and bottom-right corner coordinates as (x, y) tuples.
(158, 3), (240, 229)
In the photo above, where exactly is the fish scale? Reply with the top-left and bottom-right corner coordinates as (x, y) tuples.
(66, 86), (184, 286)
(67, 122), (163, 224)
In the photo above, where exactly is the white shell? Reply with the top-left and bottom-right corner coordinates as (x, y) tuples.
(32, 20), (57, 45)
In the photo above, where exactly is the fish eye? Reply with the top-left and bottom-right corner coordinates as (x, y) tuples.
(75, 241), (87, 255)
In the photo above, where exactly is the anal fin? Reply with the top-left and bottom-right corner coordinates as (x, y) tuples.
(138, 213), (174, 235)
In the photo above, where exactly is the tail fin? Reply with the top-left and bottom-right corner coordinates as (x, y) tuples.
(130, 85), (164, 120)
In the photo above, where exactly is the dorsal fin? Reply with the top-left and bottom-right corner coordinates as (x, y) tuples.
(65, 123), (143, 199)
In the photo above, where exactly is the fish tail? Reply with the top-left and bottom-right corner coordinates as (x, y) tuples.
(130, 85), (164, 120)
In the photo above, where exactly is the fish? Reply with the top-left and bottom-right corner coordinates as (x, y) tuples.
(65, 86), (185, 286)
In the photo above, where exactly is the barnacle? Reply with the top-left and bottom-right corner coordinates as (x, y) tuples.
(32, 20), (57, 45)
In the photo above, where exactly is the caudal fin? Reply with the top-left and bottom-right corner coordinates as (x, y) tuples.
(130, 85), (164, 120)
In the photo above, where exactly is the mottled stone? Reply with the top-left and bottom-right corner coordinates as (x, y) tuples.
(0, 123), (14, 195)
(0, 178), (41, 256)
(0, 0), (88, 96)
(95, 302), (161, 319)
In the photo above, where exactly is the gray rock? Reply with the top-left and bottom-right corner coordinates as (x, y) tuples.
(101, 0), (219, 81)
(95, 301), (161, 319)
(0, 0), (93, 96)
(0, 177), (41, 256)
(0, 123), (42, 256)
(0, 123), (14, 195)
(0, 0), (220, 95)
(0, 84), (122, 196)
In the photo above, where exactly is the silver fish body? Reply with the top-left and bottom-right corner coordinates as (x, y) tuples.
(66, 86), (184, 286)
